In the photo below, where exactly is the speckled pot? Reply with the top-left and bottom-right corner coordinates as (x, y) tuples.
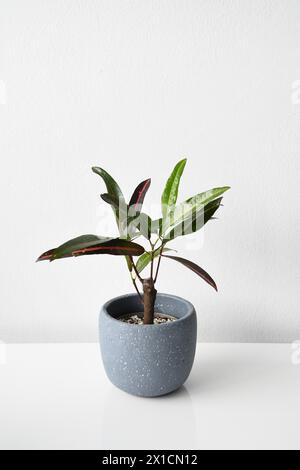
(99, 293), (197, 397)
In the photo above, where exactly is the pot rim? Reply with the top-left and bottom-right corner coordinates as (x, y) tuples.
(101, 292), (195, 328)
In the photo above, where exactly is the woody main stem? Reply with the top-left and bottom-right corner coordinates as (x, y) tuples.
(143, 277), (157, 325)
(129, 250), (158, 325)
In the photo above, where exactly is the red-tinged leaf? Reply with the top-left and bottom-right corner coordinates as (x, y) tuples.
(37, 235), (145, 262)
(71, 240), (144, 257)
(129, 179), (151, 212)
(36, 249), (55, 262)
(162, 255), (218, 291)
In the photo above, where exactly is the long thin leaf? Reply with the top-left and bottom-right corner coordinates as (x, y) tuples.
(161, 186), (230, 236)
(129, 178), (151, 213)
(93, 168), (134, 273)
(100, 193), (120, 210)
(92, 167), (124, 204)
(36, 248), (55, 261)
(161, 159), (187, 219)
(46, 234), (111, 258)
(164, 197), (223, 241)
(163, 255), (218, 291)
(70, 239), (144, 257)
(92, 167), (126, 231)
(100, 193), (130, 233)
(127, 179), (151, 239)
(37, 235), (144, 261)
(185, 186), (230, 207)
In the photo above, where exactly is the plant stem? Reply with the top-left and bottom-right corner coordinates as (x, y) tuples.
(154, 243), (164, 283)
(143, 278), (157, 324)
(130, 256), (143, 283)
(150, 244), (155, 280)
(131, 276), (144, 303)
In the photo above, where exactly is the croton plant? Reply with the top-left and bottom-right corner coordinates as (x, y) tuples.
(37, 159), (230, 324)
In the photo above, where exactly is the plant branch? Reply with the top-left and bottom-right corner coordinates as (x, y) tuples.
(131, 276), (144, 303)
(150, 242), (155, 280)
(154, 243), (165, 284)
(130, 256), (143, 283)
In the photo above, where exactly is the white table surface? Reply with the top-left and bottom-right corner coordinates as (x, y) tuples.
(0, 343), (299, 450)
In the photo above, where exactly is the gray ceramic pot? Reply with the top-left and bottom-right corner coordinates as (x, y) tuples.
(99, 293), (197, 397)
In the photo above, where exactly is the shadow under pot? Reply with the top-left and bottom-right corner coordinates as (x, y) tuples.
(99, 293), (197, 397)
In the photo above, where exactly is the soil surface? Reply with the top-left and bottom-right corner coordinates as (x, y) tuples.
(119, 313), (177, 325)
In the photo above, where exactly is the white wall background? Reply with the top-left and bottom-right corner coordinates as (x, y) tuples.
(1, 0), (300, 343)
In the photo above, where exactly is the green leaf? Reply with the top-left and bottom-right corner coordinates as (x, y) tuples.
(37, 235), (145, 261)
(45, 235), (111, 259)
(101, 193), (150, 241)
(161, 186), (230, 236)
(100, 193), (120, 210)
(100, 193), (129, 234)
(161, 159), (187, 219)
(185, 186), (230, 207)
(93, 169), (135, 272)
(163, 255), (218, 291)
(92, 167), (126, 229)
(136, 247), (173, 274)
(125, 255), (133, 272)
(92, 167), (124, 204)
(164, 197), (223, 241)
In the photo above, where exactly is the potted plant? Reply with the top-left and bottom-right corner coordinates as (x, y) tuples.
(37, 159), (230, 397)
